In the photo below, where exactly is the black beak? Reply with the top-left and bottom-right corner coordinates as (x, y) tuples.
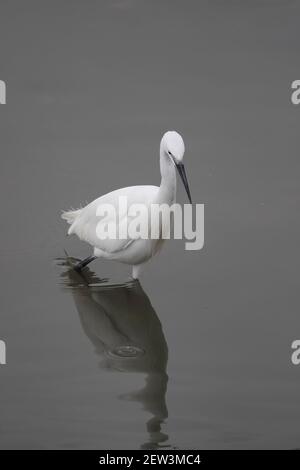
(176, 162), (192, 204)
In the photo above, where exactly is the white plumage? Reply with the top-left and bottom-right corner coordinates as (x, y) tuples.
(61, 131), (191, 279)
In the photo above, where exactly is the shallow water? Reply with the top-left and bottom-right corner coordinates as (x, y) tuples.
(0, 1), (300, 449)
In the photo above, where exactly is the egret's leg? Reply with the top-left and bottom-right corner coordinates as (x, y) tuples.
(132, 263), (145, 279)
(74, 255), (97, 272)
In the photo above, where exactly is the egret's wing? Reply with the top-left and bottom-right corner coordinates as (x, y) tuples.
(69, 185), (159, 254)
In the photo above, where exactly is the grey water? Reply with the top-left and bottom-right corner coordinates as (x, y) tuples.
(0, 0), (300, 449)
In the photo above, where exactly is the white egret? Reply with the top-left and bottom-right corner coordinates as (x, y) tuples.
(61, 131), (192, 278)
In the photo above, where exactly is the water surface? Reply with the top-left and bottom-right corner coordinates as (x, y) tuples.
(0, 0), (300, 449)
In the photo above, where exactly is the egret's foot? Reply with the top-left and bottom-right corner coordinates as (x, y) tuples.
(73, 255), (97, 272)
(55, 256), (81, 267)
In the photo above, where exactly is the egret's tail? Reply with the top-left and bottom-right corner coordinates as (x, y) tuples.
(61, 208), (82, 225)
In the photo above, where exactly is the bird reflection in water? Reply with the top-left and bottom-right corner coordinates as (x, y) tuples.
(59, 259), (169, 449)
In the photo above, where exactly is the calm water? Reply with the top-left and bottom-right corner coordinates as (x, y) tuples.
(0, 1), (300, 449)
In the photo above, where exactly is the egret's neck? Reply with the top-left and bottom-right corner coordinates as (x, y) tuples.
(158, 148), (176, 204)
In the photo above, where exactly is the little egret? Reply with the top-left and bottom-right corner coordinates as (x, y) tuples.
(61, 131), (192, 278)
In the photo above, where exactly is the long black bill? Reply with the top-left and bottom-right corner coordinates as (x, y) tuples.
(176, 162), (192, 204)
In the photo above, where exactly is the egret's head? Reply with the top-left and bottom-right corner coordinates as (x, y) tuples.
(161, 130), (185, 163)
(160, 130), (192, 204)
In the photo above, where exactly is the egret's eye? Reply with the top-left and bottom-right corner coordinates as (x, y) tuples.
(168, 151), (172, 156)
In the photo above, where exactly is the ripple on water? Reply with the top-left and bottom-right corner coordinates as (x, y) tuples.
(107, 345), (146, 358)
